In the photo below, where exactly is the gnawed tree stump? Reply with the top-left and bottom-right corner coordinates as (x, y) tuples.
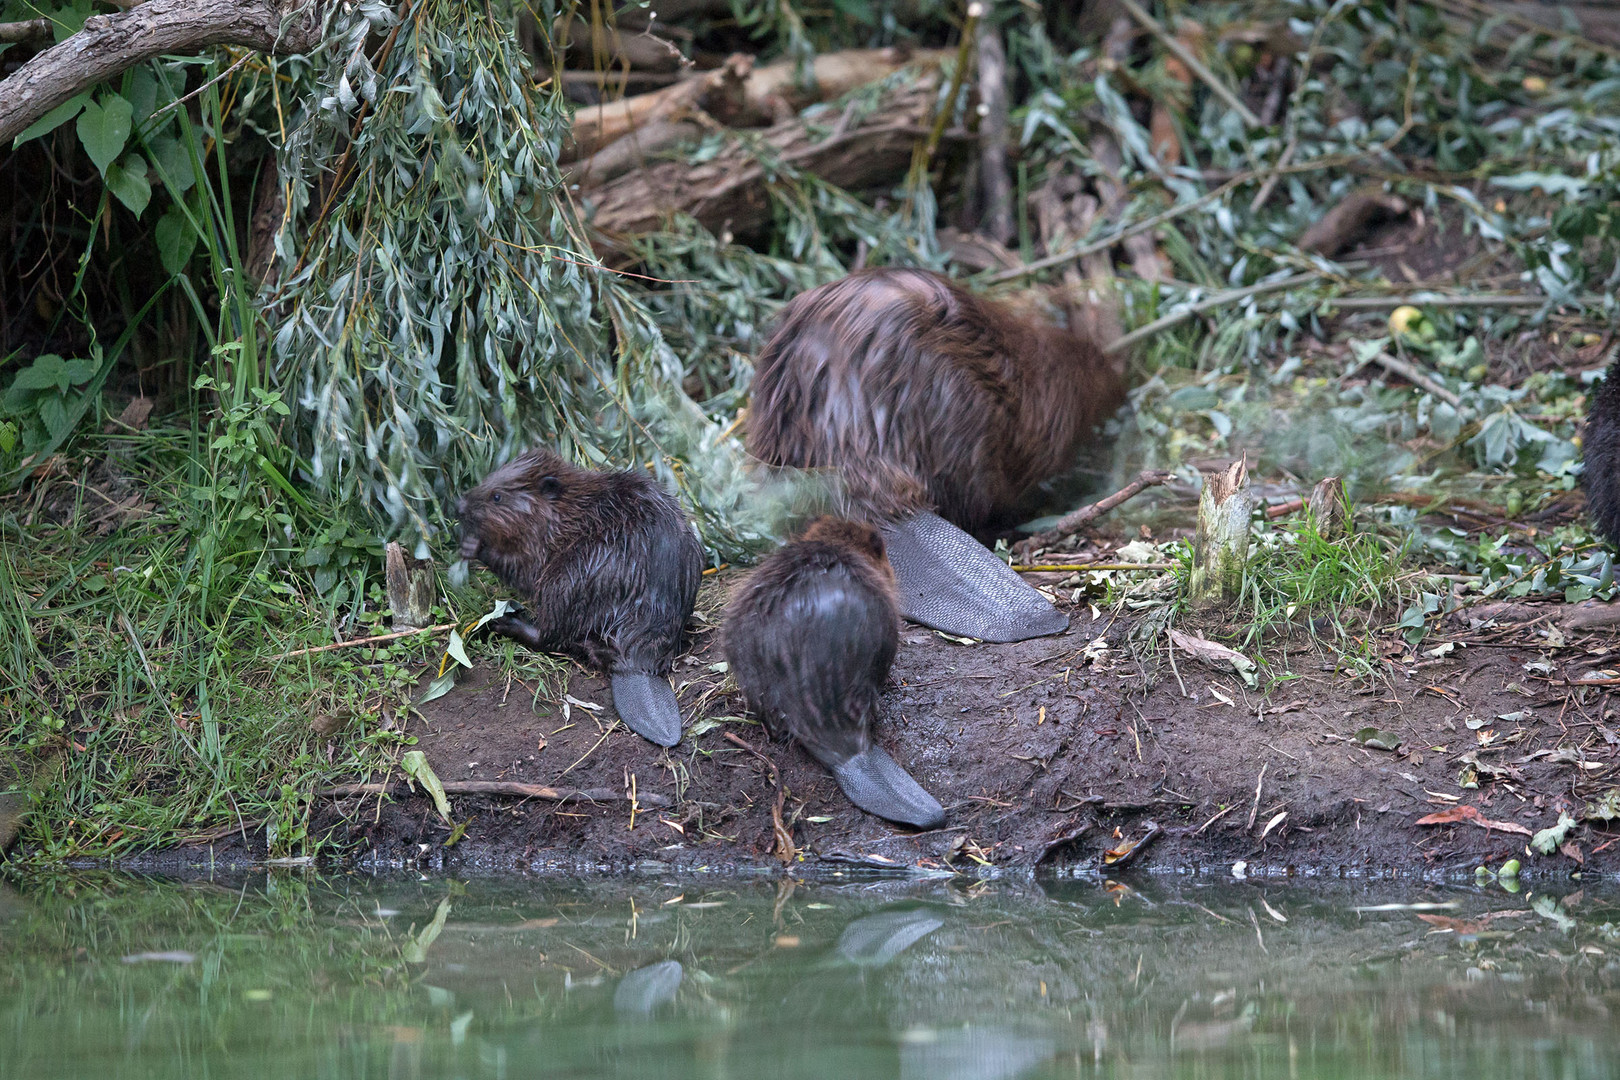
(1189, 457), (1256, 607)
(1306, 476), (1350, 540)
(385, 542), (436, 631)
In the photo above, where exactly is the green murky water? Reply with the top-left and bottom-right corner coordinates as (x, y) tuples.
(3, 872), (1619, 1079)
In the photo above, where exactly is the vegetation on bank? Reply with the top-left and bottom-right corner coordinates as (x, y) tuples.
(1, 0), (1617, 859)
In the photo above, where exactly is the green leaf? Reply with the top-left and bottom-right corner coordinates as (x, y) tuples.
(76, 94), (133, 176)
(37, 395), (69, 441)
(1354, 727), (1401, 751)
(61, 358), (98, 385)
(444, 629), (472, 669)
(11, 93), (90, 149)
(0, 421), (16, 454)
(10, 355), (66, 392)
(154, 203), (198, 274)
(146, 135), (196, 194)
(400, 750), (452, 822)
(417, 670), (457, 705)
(1530, 811), (1578, 856)
(104, 154), (151, 215)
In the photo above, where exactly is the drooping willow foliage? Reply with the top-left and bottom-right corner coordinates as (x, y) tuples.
(267, 0), (780, 561)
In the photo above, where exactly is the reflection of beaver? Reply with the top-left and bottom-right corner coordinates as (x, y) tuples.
(746, 268), (1124, 642)
(1587, 359), (1620, 548)
(457, 449), (703, 746)
(723, 517), (945, 829)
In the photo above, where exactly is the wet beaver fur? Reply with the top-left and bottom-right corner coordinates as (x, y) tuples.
(744, 267), (1124, 643)
(1587, 359), (1620, 548)
(457, 448), (703, 746)
(723, 517), (945, 829)
(746, 267), (1124, 534)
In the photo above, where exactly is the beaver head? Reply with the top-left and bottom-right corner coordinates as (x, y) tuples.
(455, 449), (573, 570)
(799, 516), (894, 582)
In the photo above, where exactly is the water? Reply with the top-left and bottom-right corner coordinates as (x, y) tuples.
(3, 872), (1618, 1079)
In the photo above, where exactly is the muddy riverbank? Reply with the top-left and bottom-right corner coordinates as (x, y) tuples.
(67, 573), (1620, 882)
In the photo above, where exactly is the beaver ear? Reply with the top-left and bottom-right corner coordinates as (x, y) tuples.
(536, 476), (563, 498)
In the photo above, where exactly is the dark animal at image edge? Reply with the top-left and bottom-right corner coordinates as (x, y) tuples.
(1586, 358), (1620, 548)
(746, 268), (1125, 643)
(724, 517), (945, 829)
(457, 449), (703, 746)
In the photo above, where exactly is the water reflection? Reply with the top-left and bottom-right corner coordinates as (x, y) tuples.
(1, 871), (1618, 1080)
(613, 959), (684, 1016)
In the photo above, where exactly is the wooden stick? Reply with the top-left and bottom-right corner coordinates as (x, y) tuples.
(1015, 469), (1174, 556)
(1264, 497), (1305, 520)
(270, 623), (456, 661)
(1115, 0), (1260, 128)
(319, 780), (672, 808)
(724, 731), (795, 864)
(1369, 351), (1461, 408)
(1106, 271), (1322, 354)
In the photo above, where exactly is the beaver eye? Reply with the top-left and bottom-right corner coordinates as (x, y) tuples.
(491, 493), (502, 503)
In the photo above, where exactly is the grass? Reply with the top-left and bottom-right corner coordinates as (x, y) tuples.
(0, 415), (461, 861)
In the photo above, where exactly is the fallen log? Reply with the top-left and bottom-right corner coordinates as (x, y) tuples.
(585, 70), (947, 247)
(567, 46), (950, 161)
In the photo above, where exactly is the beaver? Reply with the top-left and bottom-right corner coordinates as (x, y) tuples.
(456, 448), (703, 747)
(746, 267), (1124, 642)
(723, 516), (945, 829)
(1587, 358), (1620, 548)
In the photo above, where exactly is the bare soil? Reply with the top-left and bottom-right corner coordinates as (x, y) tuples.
(271, 572), (1620, 881)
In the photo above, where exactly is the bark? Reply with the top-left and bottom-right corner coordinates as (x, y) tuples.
(565, 116), (704, 188)
(1189, 457), (1257, 607)
(567, 47), (949, 161)
(385, 541), (436, 631)
(585, 72), (943, 247)
(0, 18), (53, 44)
(0, 0), (323, 147)
(974, 19), (1012, 244)
(1306, 476), (1350, 540)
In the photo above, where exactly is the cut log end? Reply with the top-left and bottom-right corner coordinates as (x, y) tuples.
(1188, 456), (1256, 607)
(385, 541), (436, 631)
(1306, 476), (1350, 540)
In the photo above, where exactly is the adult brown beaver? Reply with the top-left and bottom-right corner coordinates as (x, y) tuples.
(723, 517), (945, 829)
(746, 267), (1123, 642)
(456, 448), (703, 746)
(1587, 359), (1620, 548)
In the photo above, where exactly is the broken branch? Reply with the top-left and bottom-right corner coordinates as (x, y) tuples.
(1115, 0), (1261, 128)
(1015, 469), (1174, 556)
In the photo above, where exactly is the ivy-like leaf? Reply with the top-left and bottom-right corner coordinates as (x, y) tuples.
(154, 203), (198, 274)
(11, 93), (90, 149)
(104, 154), (152, 216)
(76, 94), (133, 176)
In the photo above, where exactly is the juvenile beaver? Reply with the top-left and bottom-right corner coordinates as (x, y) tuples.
(1587, 359), (1620, 548)
(457, 449), (703, 747)
(723, 517), (945, 829)
(746, 267), (1124, 642)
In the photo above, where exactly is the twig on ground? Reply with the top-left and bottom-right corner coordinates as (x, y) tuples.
(1247, 135), (1298, 214)
(724, 731), (795, 863)
(1115, 0), (1260, 127)
(1015, 469), (1174, 556)
(270, 623), (456, 661)
(1105, 271), (1324, 354)
(1247, 762), (1268, 831)
(1264, 497), (1305, 520)
(319, 780), (671, 807)
(1369, 351), (1461, 408)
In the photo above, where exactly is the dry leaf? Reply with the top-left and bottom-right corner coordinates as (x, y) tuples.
(1414, 804), (1533, 836)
